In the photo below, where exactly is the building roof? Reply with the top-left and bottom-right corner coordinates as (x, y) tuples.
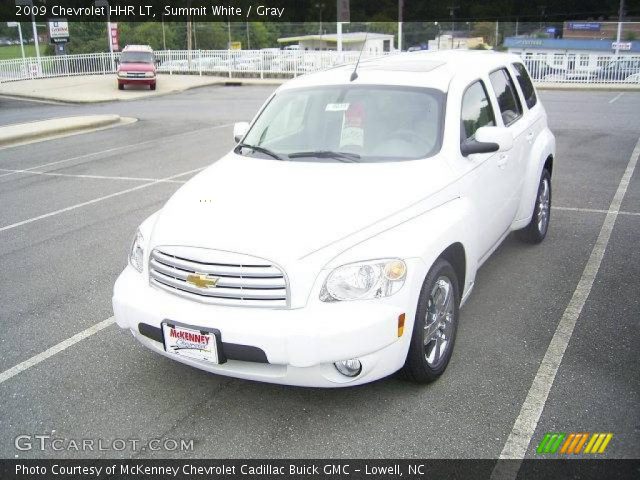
(278, 32), (394, 44)
(504, 36), (640, 53)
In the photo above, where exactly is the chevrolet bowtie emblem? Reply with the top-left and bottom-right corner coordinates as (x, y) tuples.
(186, 274), (219, 289)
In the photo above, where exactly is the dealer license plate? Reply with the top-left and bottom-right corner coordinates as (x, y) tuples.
(162, 323), (219, 364)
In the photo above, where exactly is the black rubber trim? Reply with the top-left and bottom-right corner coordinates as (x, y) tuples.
(137, 323), (268, 364)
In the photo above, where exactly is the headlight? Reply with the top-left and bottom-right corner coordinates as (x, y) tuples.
(129, 229), (144, 273)
(320, 259), (407, 302)
(144, 71), (155, 78)
(117, 71), (126, 77)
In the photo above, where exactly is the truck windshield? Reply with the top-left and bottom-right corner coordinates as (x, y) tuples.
(120, 52), (154, 64)
(239, 85), (445, 162)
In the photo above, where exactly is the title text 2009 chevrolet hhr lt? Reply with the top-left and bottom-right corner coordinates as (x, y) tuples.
(113, 51), (555, 387)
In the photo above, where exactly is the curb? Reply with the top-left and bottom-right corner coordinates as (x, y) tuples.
(0, 115), (123, 147)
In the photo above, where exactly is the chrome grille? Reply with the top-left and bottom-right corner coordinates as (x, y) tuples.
(149, 248), (288, 308)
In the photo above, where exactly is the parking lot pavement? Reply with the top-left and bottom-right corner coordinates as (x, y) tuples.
(0, 87), (638, 460)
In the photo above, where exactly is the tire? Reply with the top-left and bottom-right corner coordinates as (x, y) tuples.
(402, 258), (460, 384)
(150, 83), (156, 91)
(517, 169), (551, 244)
(118, 84), (124, 90)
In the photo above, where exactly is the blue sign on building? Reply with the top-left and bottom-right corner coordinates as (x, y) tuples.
(567, 22), (601, 31)
(546, 27), (557, 34)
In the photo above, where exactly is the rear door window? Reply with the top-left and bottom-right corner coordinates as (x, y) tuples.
(489, 68), (523, 126)
(512, 63), (538, 109)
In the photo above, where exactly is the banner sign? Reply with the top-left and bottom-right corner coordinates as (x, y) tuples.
(109, 22), (119, 51)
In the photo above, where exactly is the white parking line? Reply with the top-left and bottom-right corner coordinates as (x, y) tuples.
(0, 317), (115, 385)
(0, 166), (204, 234)
(553, 206), (640, 216)
(608, 92), (624, 104)
(0, 168), (186, 184)
(492, 135), (640, 479)
(0, 123), (232, 179)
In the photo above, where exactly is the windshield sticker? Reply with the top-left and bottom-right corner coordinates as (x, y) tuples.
(325, 103), (350, 112)
(339, 102), (365, 148)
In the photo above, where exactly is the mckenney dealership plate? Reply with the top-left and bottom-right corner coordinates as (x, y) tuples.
(162, 322), (219, 364)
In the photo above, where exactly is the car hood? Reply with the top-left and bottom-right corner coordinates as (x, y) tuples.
(118, 62), (154, 72)
(150, 153), (456, 264)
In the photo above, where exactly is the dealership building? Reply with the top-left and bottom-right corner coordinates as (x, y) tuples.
(504, 21), (640, 71)
(277, 32), (395, 54)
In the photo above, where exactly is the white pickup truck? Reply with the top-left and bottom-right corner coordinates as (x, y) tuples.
(113, 51), (555, 387)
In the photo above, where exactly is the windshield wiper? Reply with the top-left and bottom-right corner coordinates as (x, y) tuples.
(288, 150), (361, 163)
(235, 143), (283, 160)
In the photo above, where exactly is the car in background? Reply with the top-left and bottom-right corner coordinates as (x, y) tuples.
(595, 57), (640, 82)
(117, 45), (157, 91)
(113, 51), (555, 387)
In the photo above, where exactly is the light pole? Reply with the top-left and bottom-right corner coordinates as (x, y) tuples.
(15, 0), (41, 71)
(7, 22), (26, 60)
(434, 22), (441, 50)
(94, 0), (115, 71)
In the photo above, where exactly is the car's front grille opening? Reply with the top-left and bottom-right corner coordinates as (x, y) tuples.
(148, 248), (288, 308)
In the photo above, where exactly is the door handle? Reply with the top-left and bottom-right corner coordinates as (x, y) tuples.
(497, 154), (508, 168)
(526, 131), (535, 143)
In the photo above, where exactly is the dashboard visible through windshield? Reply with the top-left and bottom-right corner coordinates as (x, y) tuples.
(238, 85), (445, 163)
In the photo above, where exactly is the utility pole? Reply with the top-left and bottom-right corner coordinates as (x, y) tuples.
(162, 14), (166, 50)
(398, 0), (403, 51)
(495, 20), (499, 48)
(449, 5), (459, 49)
(246, 22), (250, 49)
(95, 0), (114, 71)
(615, 0), (625, 55)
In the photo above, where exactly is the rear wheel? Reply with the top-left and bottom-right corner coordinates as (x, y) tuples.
(402, 258), (460, 383)
(517, 169), (551, 244)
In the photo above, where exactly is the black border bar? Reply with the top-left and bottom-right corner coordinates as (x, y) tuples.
(1, 0), (636, 23)
(2, 459), (640, 480)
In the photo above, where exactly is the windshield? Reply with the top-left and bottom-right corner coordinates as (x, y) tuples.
(240, 85), (445, 162)
(120, 51), (154, 64)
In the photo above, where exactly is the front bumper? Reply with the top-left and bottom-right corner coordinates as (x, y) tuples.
(118, 76), (155, 85)
(112, 266), (414, 387)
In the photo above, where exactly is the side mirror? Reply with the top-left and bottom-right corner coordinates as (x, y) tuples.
(233, 122), (250, 143)
(461, 126), (513, 157)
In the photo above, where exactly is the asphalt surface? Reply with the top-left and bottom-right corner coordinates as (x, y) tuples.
(0, 86), (638, 460)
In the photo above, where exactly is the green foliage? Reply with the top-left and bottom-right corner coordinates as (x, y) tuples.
(0, 44), (39, 60)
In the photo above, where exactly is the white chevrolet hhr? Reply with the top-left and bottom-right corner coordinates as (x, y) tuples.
(113, 51), (555, 387)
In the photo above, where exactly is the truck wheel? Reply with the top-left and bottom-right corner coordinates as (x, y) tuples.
(402, 258), (460, 384)
(150, 83), (156, 91)
(118, 84), (124, 90)
(517, 169), (551, 244)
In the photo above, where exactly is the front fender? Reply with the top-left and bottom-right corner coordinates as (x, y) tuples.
(322, 196), (478, 300)
(513, 127), (556, 229)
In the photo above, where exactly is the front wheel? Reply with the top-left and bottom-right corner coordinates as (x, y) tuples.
(402, 258), (460, 384)
(517, 169), (551, 244)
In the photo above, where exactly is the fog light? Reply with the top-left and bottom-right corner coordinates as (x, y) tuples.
(334, 358), (362, 377)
